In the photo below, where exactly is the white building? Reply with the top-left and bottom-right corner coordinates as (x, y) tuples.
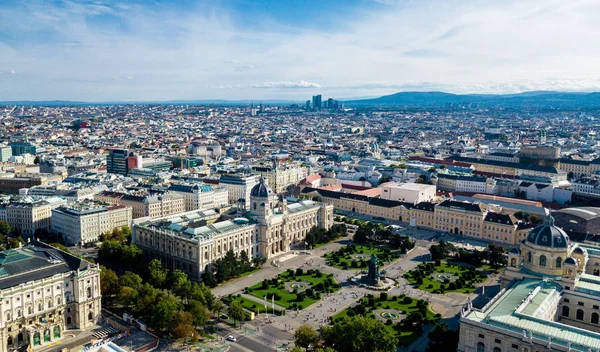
(1, 197), (67, 236)
(168, 183), (229, 212)
(455, 176), (488, 193)
(0, 241), (101, 351)
(0, 146), (12, 162)
(379, 183), (436, 204)
(218, 174), (258, 210)
(571, 178), (600, 195)
(94, 191), (186, 219)
(51, 203), (132, 245)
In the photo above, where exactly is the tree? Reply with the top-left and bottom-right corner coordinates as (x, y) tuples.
(100, 268), (120, 307)
(150, 296), (181, 332)
(294, 324), (319, 351)
(426, 322), (459, 352)
(321, 316), (397, 352)
(487, 244), (507, 268)
(148, 259), (168, 288)
(171, 310), (196, 339)
(211, 300), (224, 320)
(228, 300), (245, 327)
(170, 270), (193, 302)
(119, 271), (143, 291)
(187, 300), (211, 327)
(119, 286), (138, 309)
(354, 226), (372, 243)
(0, 221), (12, 236)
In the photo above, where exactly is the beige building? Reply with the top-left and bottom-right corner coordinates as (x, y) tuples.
(2, 197), (67, 236)
(302, 188), (533, 245)
(252, 161), (308, 194)
(168, 184), (228, 212)
(134, 179), (333, 281)
(51, 203), (132, 245)
(0, 173), (64, 195)
(0, 241), (101, 352)
(94, 191), (186, 219)
(459, 216), (600, 352)
(217, 174), (259, 210)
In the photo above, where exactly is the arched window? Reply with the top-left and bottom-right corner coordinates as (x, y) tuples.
(38, 303), (42, 312)
(527, 252), (532, 263)
(57, 297), (61, 305)
(87, 287), (92, 298)
(6, 312), (10, 321)
(7, 336), (12, 346)
(477, 342), (485, 352)
(33, 332), (40, 346)
(493, 348), (501, 352)
(17, 333), (23, 342)
(510, 258), (516, 267)
(592, 313), (599, 324)
(44, 329), (50, 343)
(594, 269), (600, 276)
(562, 305), (570, 317)
(88, 312), (94, 321)
(556, 257), (562, 268)
(17, 309), (21, 317)
(539, 255), (547, 267)
(54, 325), (61, 339)
(67, 316), (72, 325)
(577, 309), (584, 320)
(28, 306), (32, 315)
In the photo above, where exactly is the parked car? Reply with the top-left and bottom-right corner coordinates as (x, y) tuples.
(226, 335), (237, 342)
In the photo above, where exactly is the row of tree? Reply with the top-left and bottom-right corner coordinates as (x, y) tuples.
(101, 259), (217, 340)
(429, 240), (507, 268)
(201, 249), (266, 287)
(353, 222), (414, 252)
(305, 224), (347, 247)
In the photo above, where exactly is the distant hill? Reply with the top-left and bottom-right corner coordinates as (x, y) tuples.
(343, 91), (600, 109)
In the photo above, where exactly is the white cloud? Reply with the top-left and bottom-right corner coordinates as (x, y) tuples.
(0, 0), (599, 100)
(251, 81), (321, 89)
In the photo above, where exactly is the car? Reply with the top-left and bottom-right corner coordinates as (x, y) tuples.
(226, 335), (237, 342)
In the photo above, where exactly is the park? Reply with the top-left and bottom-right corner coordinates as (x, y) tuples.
(403, 260), (488, 294)
(324, 244), (401, 270)
(245, 268), (341, 310)
(331, 293), (440, 347)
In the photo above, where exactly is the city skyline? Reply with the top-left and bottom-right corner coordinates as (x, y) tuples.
(1, 0), (600, 101)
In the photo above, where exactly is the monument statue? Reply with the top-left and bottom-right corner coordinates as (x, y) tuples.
(368, 254), (380, 281)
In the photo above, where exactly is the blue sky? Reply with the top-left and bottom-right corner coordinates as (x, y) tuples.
(1, 0), (599, 101)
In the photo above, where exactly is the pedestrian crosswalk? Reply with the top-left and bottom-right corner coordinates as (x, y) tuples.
(92, 326), (120, 339)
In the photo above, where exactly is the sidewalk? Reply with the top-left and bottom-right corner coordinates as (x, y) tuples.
(240, 293), (287, 311)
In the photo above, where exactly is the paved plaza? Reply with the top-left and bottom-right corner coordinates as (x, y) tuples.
(214, 230), (496, 351)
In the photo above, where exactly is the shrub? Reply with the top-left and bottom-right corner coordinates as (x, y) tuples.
(355, 304), (367, 315)
(386, 319), (393, 325)
(434, 259), (441, 266)
(347, 310), (356, 317)
(261, 280), (269, 290)
(306, 288), (314, 297)
(380, 292), (388, 301)
(296, 268), (304, 276)
(296, 293), (305, 302)
(403, 296), (413, 304)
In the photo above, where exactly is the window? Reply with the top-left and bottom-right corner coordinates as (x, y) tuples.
(556, 257), (562, 268)
(562, 306), (570, 317)
(510, 258), (516, 267)
(493, 348), (501, 352)
(594, 305), (599, 310)
(539, 255), (546, 267)
(564, 298), (570, 303)
(511, 344), (518, 349)
(495, 339), (501, 344)
(577, 309), (584, 320)
(527, 252), (532, 263)
(578, 302), (584, 306)
(593, 313), (599, 324)
(478, 334), (485, 339)
(477, 342), (485, 352)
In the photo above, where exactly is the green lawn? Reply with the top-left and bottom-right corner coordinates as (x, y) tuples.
(331, 294), (439, 347)
(404, 261), (488, 294)
(222, 296), (283, 316)
(324, 244), (401, 270)
(246, 269), (340, 310)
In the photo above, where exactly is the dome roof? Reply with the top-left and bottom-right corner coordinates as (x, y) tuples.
(250, 178), (273, 198)
(572, 247), (585, 255)
(509, 247), (521, 254)
(564, 257), (577, 265)
(525, 215), (569, 248)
